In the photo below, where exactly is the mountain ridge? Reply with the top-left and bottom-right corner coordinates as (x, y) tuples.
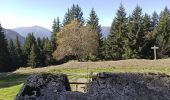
(3, 28), (25, 43)
(12, 26), (51, 38)
(11, 25), (110, 39)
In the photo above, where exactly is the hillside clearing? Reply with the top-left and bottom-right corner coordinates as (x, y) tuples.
(15, 59), (170, 73)
(1, 59), (170, 100)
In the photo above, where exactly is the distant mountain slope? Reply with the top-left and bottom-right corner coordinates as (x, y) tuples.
(12, 26), (51, 38)
(101, 26), (110, 38)
(11, 26), (109, 39)
(3, 28), (25, 43)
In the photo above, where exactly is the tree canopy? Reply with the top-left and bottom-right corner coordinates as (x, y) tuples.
(53, 20), (98, 60)
(1, 4), (170, 71)
(0, 24), (10, 72)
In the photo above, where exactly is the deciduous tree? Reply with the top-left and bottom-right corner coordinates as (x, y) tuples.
(53, 21), (98, 60)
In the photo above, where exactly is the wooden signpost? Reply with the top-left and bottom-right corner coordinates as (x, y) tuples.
(151, 45), (159, 60)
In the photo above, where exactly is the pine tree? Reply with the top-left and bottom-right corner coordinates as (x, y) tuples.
(151, 11), (159, 30)
(143, 13), (151, 32)
(15, 36), (24, 67)
(107, 4), (128, 60)
(8, 39), (17, 68)
(141, 13), (155, 58)
(22, 33), (36, 66)
(56, 17), (61, 33)
(154, 7), (170, 58)
(63, 9), (71, 26)
(74, 4), (84, 24)
(102, 38), (112, 60)
(162, 6), (170, 16)
(51, 17), (60, 51)
(128, 5), (144, 58)
(8, 39), (16, 57)
(36, 37), (46, 66)
(63, 4), (84, 25)
(23, 33), (36, 55)
(27, 44), (40, 68)
(43, 38), (53, 65)
(37, 37), (43, 50)
(87, 8), (103, 59)
(0, 24), (10, 72)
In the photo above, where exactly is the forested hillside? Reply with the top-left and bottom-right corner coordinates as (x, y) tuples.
(0, 4), (170, 72)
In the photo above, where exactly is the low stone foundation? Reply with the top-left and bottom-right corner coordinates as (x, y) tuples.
(15, 72), (170, 100)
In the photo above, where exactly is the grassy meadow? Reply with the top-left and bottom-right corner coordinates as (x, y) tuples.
(1, 59), (170, 100)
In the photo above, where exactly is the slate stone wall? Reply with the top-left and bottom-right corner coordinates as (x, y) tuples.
(15, 73), (170, 100)
(87, 72), (170, 100)
(15, 73), (71, 100)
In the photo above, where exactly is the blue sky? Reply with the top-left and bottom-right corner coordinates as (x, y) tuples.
(0, 0), (169, 30)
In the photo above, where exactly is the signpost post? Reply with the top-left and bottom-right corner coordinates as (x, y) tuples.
(151, 45), (159, 60)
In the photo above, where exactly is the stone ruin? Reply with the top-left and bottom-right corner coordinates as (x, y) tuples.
(15, 72), (170, 100)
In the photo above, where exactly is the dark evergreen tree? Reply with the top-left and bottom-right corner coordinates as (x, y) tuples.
(107, 4), (128, 60)
(0, 24), (10, 72)
(128, 5), (144, 58)
(8, 39), (16, 57)
(43, 38), (53, 65)
(63, 4), (84, 25)
(36, 37), (46, 66)
(63, 9), (71, 26)
(73, 4), (84, 24)
(23, 33), (36, 55)
(141, 13), (155, 58)
(8, 39), (17, 68)
(143, 14), (151, 32)
(37, 37), (43, 50)
(154, 7), (170, 58)
(56, 17), (61, 32)
(102, 38), (112, 60)
(151, 11), (159, 30)
(27, 44), (40, 68)
(161, 6), (170, 16)
(51, 17), (60, 51)
(87, 8), (103, 59)
(22, 33), (36, 66)
(15, 36), (24, 67)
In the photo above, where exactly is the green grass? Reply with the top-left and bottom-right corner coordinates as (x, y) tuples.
(1, 64), (170, 100)
(0, 73), (29, 100)
(0, 84), (23, 100)
(47, 66), (170, 75)
(0, 73), (29, 88)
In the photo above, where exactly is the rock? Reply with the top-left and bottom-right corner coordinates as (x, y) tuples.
(15, 73), (170, 100)
(15, 73), (71, 100)
(87, 72), (170, 100)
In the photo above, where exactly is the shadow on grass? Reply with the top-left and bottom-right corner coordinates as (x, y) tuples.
(0, 73), (30, 88)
